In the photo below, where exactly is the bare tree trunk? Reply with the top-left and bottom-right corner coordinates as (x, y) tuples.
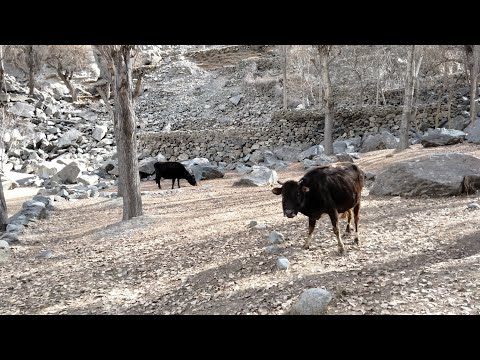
(282, 45), (287, 110)
(447, 72), (453, 128)
(27, 45), (35, 96)
(56, 68), (78, 102)
(133, 69), (145, 105)
(399, 45), (415, 150)
(375, 66), (381, 107)
(435, 63), (449, 128)
(470, 45), (479, 124)
(412, 52), (424, 131)
(0, 45), (8, 231)
(112, 46), (143, 221)
(301, 66), (306, 108)
(381, 87), (387, 106)
(319, 46), (334, 155)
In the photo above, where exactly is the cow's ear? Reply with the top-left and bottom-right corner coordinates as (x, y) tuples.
(302, 186), (310, 193)
(272, 187), (282, 195)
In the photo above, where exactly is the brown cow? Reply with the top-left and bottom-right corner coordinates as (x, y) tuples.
(272, 162), (364, 254)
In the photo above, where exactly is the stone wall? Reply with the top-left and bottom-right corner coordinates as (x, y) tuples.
(138, 102), (470, 163)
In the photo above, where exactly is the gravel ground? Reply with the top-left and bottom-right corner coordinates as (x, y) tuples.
(1, 143), (479, 315)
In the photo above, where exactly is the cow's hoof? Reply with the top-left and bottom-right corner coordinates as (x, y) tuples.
(302, 245), (310, 250)
(338, 248), (346, 255)
(353, 238), (360, 245)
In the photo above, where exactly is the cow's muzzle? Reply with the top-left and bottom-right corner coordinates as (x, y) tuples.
(284, 209), (296, 218)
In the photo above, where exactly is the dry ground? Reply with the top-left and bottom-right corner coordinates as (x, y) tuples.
(1, 143), (480, 315)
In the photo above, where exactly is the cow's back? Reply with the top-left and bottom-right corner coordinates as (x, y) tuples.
(301, 164), (363, 214)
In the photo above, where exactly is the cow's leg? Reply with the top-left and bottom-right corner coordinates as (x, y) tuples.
(303, 218), (316, 250)
(156, 173), (162, 189)
(178, 178), (181, 188)
(171, 179), (175, 189)
(345, 209), (353, 234)
(328, 211), (345, 255)
(353, 203), (361, 245)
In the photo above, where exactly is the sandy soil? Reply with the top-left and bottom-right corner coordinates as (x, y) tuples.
(1, 143), (479, 315)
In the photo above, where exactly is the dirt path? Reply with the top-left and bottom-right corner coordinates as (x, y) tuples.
(1, 143), (479, 315)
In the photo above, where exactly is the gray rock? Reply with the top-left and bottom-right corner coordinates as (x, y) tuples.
(51, 161), (81, 184)
(303, 154), (335, 169)
(273, 146), (302, 162)
(138, 157), (159, 175)
(77, 174), (100, 186)
(248, 220), (258, 228)
(92, 125), (108, 141)
(465, 120), (480, 144)
(0, 232), (19, 244)
(333, 140), (347, 154)
(267, 230), (285, 244)
(36, 161), (64, 179)
(254, 223), (267, 230)
(370, 153), (480, 197)
(78, 110), (97, 122)
(235, 164), (253, 174)
(297, 145), (325, 161)
(290, 288), (333, 315)
(336, 153), (354, 163)
(6, 223), (25, 233)
(361, 131), (399, 152)
(450, 115), (470, 130)
(7, 102), (35, 117)
(233, 166), (278, 187)
(364, 172), (376, 181)
(38, 250), (54, 259)
(57, 129), (82, 148)
(276, 257), (290, 270)
(467, 202), (480, 210)
(421, 128), (466, 147)
(229, 94), (242, 106)
(0, 240), (11, 263)
(191, 165), (224, 180)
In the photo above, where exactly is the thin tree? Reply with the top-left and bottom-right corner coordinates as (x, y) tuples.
(282, 45), (288, 110)
(399, 45), (415, 150)
(95, 45), (143, 221)
(0, 45), (9, 231)
(3, 45), (46, 96)
(469, 45), (479, 124)
(317, 45), (334, 155)
(45, 45), (90, 103)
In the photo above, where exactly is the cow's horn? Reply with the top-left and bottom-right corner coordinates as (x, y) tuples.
(277, 180), (284, 185)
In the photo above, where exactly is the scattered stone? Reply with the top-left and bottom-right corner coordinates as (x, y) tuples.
(467, 202), (480, 210)
(276, 257), (290, 270)
(289, 288), (333, 315)
(267, 230), (284, 244)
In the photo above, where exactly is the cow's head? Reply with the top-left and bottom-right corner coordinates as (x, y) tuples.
(272, 180), (310, 218)
(186, 172), (198, 186)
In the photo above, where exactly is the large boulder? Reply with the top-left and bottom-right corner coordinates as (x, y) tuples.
(138, 157), (159, 175)
(450, 115), (470, 131)
(233, 166), (278, 187)
(420, 128), (466, 148)
(370, 153), (480, 197)
(360, 131), (399, 153)
(190, 164), (224, 181)
(465, 120), (480, 144)
(273, 146), (302, 162)
(51, 161), (81, 184)
(297, 145), (324, 161)
(36, 161), (65, 179)
(7, 102), (35, 117)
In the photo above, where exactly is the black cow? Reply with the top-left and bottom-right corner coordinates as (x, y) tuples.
(272, 162), (364, 254)
(154, 161), (197, 189)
